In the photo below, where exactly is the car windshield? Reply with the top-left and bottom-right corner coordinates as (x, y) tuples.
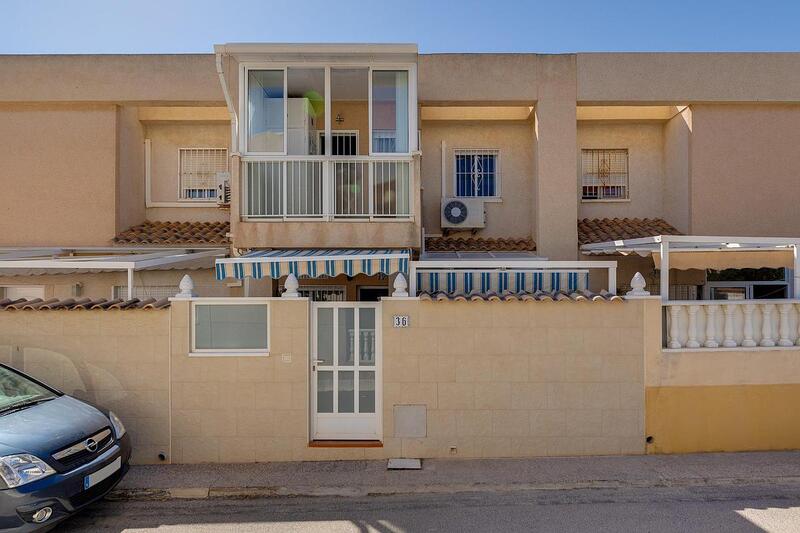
(0, 366), (57, 412)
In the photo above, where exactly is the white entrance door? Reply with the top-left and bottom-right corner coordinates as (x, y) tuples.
(311, 302), (381, 440)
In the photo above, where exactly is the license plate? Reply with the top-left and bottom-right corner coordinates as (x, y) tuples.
(83, 457), (121, 490)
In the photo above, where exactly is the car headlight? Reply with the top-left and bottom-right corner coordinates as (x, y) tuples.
(0, 454), (55, 488)
(109, 411), (126, 439)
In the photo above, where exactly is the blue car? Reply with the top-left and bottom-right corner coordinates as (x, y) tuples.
(0, 364), (130, 531)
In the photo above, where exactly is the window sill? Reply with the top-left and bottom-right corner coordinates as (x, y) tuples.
(148, 201), (218, 208)
(453, 197), (503, 203)
(188, 351), (270, 358)
(581, 198), (631, 204)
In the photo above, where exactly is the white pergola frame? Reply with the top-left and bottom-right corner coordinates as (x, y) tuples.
(0, 247), (226, 299)
(580, 235), (800, 301)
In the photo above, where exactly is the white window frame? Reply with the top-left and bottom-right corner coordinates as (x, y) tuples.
(453, 148), (501, 199)
(178, 147), (229, 202)
(238, 62), (417, 157)
(190, 299), (270, 357)
(580, 148), (630, 202)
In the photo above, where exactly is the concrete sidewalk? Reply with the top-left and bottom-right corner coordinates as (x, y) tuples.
(111, 451), (800, 500)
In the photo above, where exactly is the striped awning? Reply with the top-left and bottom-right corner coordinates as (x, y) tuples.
(215, 249), (410, 280)
(416, 270), (589, 295)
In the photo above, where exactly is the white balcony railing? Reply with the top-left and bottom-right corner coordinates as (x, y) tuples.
(664, 300), (800, 350)
(242, 158), (412, 220)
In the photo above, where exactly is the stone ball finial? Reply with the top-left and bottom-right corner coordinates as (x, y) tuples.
(392, 273), (409, 297)
(625, 272), (651, 297)
(282, 273), (300, 298)
(175, 274), (195, 299)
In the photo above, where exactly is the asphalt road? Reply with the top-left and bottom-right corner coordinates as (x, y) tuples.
(61, 482), (800, 532)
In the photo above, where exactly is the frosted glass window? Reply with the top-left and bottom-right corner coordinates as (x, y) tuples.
(338, 308), (355, 366)
(194, 304), (268, 351)
(317, 371), (333, 413)
(316, 308), (334, 365)
(248, 70), (284, 152)
(359, 371), (375, 413)
(338, 371), (354, 413)
(359, 308), (375, 365)
(372, 70), (409, 153)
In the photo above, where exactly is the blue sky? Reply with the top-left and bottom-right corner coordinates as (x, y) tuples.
(3, 0), (800, 54)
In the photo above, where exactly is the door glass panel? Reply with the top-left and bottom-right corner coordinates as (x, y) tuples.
(317, 371), (333, 413)
(247, 70), (284, 152)
(359, 308), (376, 366)
(372, 70), (409, 153)
(338, 371), (355, 413)
(359, 371), (375, 413)
(316, 308), (334, 365)
(338, 308), (355, 366)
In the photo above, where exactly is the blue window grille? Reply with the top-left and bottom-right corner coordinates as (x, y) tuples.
(455, 150), (499, 197)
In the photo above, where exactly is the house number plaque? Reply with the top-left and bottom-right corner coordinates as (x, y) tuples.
(393, 315), (410, 328)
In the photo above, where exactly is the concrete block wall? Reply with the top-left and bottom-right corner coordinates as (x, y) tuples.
(0, 310), (170, 464)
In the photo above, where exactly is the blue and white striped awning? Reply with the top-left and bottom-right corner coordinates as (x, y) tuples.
(215, 249), (410, 280)
(416, 270), (589, 295)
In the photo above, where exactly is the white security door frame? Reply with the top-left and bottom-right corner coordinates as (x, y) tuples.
(310, 301), (382, 441)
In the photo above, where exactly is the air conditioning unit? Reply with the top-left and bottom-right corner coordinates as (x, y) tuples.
(216, 171), (231, 206)
(441, 197), (486, 229)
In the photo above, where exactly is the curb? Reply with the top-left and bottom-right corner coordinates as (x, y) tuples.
(107, 475), (800, 501)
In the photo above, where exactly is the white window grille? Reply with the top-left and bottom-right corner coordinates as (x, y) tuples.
(179, 148), (228, 200)
(317, 131), (359, 156)
(113, 285), (179, 300)
(454, 149), (500, 198)
(581, 149), (629, 200)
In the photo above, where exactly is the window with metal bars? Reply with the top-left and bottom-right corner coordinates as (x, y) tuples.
(179, 148), (228, 200)
(317, 131), (358, 156)
(581, 149), (629, 200)
(454, 149), (500, 198)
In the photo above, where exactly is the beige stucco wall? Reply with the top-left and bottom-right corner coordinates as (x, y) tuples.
(662, 108), (691, 233)
(577, 53), (800, 104)
(420, 121), (535, 239)
(380, 298), (646, 458)
(0, 104), (119, 246)
(117, 106), (146, 232)
(577, 122), (664, 220)
(168, 298), (315, 463)
(419, 55), (539, 104)
(0, 55), (224, 104)
(0, 269), (232, 300)
(0, 309), (170, 465)
(689, 104), (800, 236)
(145, 122), (230, 223)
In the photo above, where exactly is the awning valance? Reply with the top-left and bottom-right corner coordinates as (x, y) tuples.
(215, 249), (410, 280)
(651, 250), (794, 270)
(415, 270), (589, 295)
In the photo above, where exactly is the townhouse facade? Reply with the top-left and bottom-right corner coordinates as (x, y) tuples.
(2, 45), (800, 462)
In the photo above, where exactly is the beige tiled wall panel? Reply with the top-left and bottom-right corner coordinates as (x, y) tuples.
(0, 310), (170, 465)
(380, 299), (646, 459)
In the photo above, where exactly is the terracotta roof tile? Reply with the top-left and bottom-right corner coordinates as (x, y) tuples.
(0, 297), (170, 310)
(578, 218), (681, 245)
(425, 236), (536, 252)
(419, 290), (623, 303)
(113, 221), (230, 246)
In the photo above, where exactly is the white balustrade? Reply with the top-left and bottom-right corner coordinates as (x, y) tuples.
(664, 300), (800, 350)
(242, 158), (412, 220)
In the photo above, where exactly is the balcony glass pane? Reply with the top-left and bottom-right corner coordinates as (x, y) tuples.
(247, 70), (284, 153)
(372, 70), (409, 154)
(287, 68), (324, 156)
(331, 69), (368, 156)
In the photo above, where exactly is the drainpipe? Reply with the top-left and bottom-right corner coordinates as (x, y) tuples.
(215, 48), (239, 154)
